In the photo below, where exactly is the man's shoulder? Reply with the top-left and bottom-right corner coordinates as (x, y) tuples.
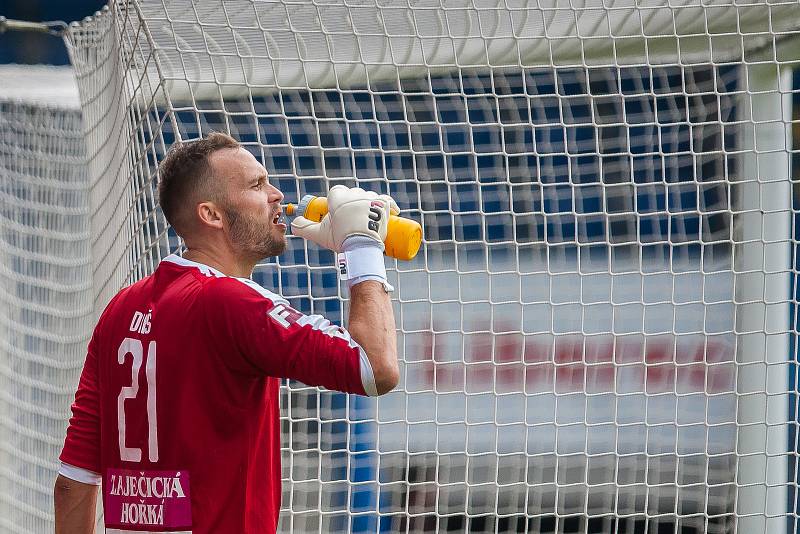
(203, 275), (287, 306)
(100, 277), (144, 313)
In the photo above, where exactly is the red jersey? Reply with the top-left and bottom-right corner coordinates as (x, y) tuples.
(60, 255), (374, 533)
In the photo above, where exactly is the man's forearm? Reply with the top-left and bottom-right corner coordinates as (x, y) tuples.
(54, 474), (98, 534)
(348, 280), (399, 395)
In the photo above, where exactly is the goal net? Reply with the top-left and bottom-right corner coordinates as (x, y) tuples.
(59, 1), (800, 533)
(0, 65), (92, 533)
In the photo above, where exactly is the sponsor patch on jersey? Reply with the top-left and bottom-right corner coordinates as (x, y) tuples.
(104, 468), (191, 529)
(267, 303), (303, 329)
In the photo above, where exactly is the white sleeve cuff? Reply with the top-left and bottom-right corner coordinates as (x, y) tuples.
(59, 462), (102, 485)
(358, 347), (378, 397)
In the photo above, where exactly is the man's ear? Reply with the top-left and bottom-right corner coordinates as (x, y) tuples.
(196, 201), (224, 230)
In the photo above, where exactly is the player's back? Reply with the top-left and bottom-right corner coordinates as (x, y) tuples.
(78, 257), (282, 532)
(62, 253), (370, 532)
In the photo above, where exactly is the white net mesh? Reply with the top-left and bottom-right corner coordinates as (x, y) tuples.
(59, 1), (800, 533)
(0, 66), (92, 533)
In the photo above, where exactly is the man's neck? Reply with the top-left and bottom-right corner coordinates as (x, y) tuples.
(182, 248), (255, 278)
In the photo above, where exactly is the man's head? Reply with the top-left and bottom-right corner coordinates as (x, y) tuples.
(158, 133), (287, 260)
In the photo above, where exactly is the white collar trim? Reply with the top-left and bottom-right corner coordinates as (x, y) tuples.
(162, 254), (227, 278)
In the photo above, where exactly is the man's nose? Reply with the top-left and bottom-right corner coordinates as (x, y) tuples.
(269, 184), (284, 203)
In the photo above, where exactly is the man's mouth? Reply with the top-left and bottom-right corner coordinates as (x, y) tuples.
(272, 211), (286, 227)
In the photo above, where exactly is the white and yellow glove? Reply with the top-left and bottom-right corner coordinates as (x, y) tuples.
(291, 185), (399, 253)
(291, 185), (399, 290)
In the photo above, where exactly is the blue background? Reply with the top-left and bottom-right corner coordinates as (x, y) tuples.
(0, 0), (105, 64)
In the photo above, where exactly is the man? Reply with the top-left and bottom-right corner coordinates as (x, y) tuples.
(54, 133), (399, 533)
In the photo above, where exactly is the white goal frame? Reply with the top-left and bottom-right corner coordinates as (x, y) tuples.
(30, 1), (800, 532)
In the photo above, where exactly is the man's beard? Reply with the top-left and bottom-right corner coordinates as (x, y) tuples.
(224, 206), (286, 259)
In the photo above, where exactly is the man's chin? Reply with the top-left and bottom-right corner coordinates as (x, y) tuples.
(272, 239), (288, 257)
(257, 237), (287, 259)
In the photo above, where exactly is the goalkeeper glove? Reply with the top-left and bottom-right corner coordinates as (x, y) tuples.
(291, 185), (399, 253)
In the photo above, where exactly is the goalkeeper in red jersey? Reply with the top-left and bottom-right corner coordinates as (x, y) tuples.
(54, 132), (399, 534)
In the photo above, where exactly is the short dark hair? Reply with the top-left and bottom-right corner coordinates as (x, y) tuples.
(157, 132), (240, 236)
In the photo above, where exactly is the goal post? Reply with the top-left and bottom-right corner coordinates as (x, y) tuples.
(735, 62), (793, 534)
(53, 1), (800, 533)
(0, 65), (92, 533)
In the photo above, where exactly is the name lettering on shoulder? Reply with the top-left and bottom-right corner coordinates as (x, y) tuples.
(129, 310), (152, 334)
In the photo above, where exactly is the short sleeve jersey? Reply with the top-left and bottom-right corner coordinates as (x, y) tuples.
(60, 255), (373, 533)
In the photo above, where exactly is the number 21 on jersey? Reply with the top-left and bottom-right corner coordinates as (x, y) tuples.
(117, 337), (158, 462)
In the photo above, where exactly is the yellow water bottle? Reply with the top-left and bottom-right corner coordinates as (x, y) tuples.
(286, 195), (422, 261)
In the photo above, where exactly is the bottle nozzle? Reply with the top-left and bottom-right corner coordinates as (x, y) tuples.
(284, 203), (296, 216)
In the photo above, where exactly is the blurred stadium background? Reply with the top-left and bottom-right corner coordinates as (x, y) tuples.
(2, 1), (800, 533)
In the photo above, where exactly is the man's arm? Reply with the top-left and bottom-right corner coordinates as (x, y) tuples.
(58, 317), (107, 533)
(291, 186), (402, 395)
(346, 280), (399, 395)
(54, 474), (97, 534)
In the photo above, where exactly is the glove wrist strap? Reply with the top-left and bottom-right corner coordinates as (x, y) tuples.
(337, 238), (394, 292)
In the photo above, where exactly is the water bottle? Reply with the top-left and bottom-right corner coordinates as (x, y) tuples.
(285, 195), (422, 261)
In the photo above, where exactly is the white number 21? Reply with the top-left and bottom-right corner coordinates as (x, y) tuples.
(117, 337), (158, 462)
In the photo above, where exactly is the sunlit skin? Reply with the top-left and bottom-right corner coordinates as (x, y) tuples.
(182, 147), (286, 278)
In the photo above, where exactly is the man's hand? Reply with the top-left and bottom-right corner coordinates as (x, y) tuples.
(291, 185), (399, 253)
